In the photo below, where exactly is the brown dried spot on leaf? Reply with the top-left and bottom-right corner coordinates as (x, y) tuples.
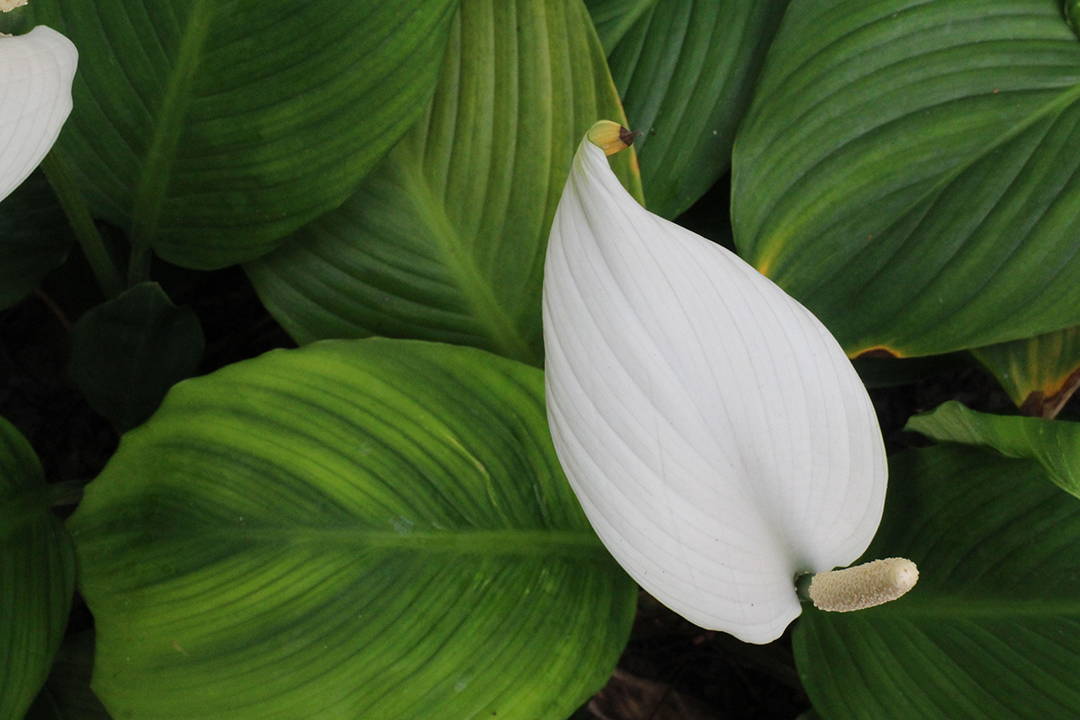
(1019, 366), (1080, 419)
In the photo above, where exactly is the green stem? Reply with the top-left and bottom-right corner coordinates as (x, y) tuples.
(40, 153), (124, 298)
(127, 243), (153, 286)
(795, 572), (813, 603)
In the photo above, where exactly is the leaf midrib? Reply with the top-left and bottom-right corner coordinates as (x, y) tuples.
(129, 0), (217, 247)
(405, 162), (537, 364)
(184, 526), (609, 559)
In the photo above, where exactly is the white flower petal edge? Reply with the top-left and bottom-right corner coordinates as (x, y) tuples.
(0, 26), (77, 204)
(542, 124), (888, 644)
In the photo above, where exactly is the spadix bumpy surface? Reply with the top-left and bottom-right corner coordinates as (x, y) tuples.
(0, 25), (76, 203)
(543, 126), (888, 644)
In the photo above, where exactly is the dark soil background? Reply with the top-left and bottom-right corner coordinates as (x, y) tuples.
(3, 181), (1074, 720)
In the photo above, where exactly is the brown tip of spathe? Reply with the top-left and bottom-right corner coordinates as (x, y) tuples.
(587, 120), (635, 157)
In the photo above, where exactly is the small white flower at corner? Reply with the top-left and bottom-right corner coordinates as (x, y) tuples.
(0, 23), (77, 203)
(542, 121), (916, 644)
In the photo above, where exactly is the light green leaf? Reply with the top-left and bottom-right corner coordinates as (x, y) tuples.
(732, 0), (1080, 357)
(906, 400), (1080, 499)
(0, 171), (71, 310)
(971, 325), (1080, 418)
(0, 417), (75, 720)
(0, 0), (456, 270)
(246, 0), (642, 366)
(795, 445), (1080, 719)
(70, 338), (636, 720)
(588, 0), (788, 217)
(69, 282), (205, 432)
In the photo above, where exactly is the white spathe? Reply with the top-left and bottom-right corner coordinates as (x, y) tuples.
(0, 25), (77, 203)
(542, 129), (887, 644)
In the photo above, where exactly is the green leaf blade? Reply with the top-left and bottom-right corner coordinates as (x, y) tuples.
(594, 0), (787, 218)
(906, 400), (1080, 499)
(69, 282), (205, 432)
(732, 0), (1080, 356)
(795, 445), (1080, 719)
(0, 417), (75, 720)
(1, 0), (457, 270)
(246, 0), (643, 366)
(70, 339), (636, 720)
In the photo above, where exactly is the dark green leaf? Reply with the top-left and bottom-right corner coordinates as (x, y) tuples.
(589, 0), (788, 217)
(26, 633), (112, 720)
(0, 0), (457, 269)
(246, 0), (642, 366)
(0, 417), (74, 720)
(0, 171), (71, 310)
(69, 282), (204, 431)
(795, 445), (1080, 719)
(906, 400), (1080, 499)
(852, 352), (971, 389)
(69, 338), (636, 720)
(971, 325), (1080, 417)
(733, 0), (1080, 357)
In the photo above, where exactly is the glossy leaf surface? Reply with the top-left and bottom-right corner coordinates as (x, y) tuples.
(246, 0), (641, 366)
(0, 0), (456, 269)
(587, 0), (787, 217)
(70, 338), (636, 720)
(0, 416), (74, 720)
(733, 0), (1080, 356)
(907, 400), (1080, 499)
(796, 445), (1080, 719)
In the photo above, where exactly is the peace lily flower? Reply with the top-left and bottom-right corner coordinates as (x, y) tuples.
(542, 121), (917, 644)
(0, 22), (77, 203)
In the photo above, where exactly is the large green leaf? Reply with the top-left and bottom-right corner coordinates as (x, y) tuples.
(906, 400), (1080, 499)
(0, 417), (75, 720)
(70, 338), (636, 720)
(971, 325), (1080, 417)
(587, 0), (787, 218)
(0, 0), (456, 270)
(732, 0), (1080, 357)
(246, 0), (642, 366)
(0, 171), (71, 310)
(795, 445), (1080, 719)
